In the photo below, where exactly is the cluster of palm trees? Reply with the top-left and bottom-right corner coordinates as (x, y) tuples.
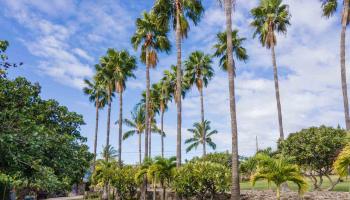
(83, 0), (350, 198)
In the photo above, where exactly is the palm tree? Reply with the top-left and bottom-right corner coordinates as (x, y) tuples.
(147, 156), (177, 200)
(153, 0), (204, 167)
(320, 0), (350, 130)
(100, 49), (137, 165)
(92, 158), (118, 200)
(251, 0), (291, 139)
(154, 80), (172, 157)
(95, 63), (115, 161)
(185, 120), (218, 155)
(251, 154), (308, 200)
(121, 105), (146, 164)
(213, 30), (248, 72)
(83, 77), (107, 172)
(213, 3), (249, 195)
(131, 11), (171, 163)
(101, 145), (118, 160)
(333, 143), (350, 179)
(184, 51), (214, 156)
(162, 65), (191, 102)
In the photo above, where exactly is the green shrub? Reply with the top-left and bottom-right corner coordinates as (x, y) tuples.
(172, 161), (230, 199)
(111, 165), (138, 200)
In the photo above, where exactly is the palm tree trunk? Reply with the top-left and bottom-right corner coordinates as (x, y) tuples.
(149, 117), (152, 157)
(175, 0), (182, 168)
(224, 0), (240, 199)
(276, 186), (281, 200)
(271, 45), (284, 139)
(139, 131), (142, 165)
(93, 98), (99, 172)
(106, 89), (112, 161)
(161, 110), (165, 157)
(118, 91), (123, 165)
(341, 2), (350, 130)
(199, 86), (206, 156)
(153, 179), (156, 200)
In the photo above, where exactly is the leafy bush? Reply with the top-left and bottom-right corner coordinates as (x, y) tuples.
(172, 161), (230, 199)
(190, 152), (232, 168)
(112, 165), (138, 200)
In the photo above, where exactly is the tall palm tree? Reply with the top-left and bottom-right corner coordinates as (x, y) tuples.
(100, 49), (137, 165)
(185, 120), (218, 155)
(213, 13), (249, 198)
(153, 0), (204, 167)
(95, 63), (115, 161)
(83, 77), (107, 172)
(213, 30), (248, 72)
(154, 80), (172, 157)
(320, 0), (350, 130)
(121, 105), (146, 164)
(184, 51), (214, 156)
(251, 154), (308, 200)
(251, 0), (291, 139)
(131, 11), (171, 162)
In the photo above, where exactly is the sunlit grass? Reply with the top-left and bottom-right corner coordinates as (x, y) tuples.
(240, 176), (350, 192)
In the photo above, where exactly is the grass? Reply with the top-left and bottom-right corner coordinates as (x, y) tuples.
(240, 176), (350, 192)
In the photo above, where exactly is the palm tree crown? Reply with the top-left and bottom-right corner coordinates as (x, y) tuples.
(83, 78), (108, 108)
(184, 51), (214, 90)
(213, 30), (248, 72)
(251, 0), (291, 48)
(122, 105), (146, 140)
(185, 120), (218, 153)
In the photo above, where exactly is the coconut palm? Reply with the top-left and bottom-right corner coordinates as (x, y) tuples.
(83, 77), (107, 172)
(95, 63), (115, 160)
(251, 0), (291, 139)
(185, 120), (218, 155)
(154, 80), (172, 157)
(153, 0), (204, 167)
(251, 154), (308, 200)
(100, 49), (137, 165)
(213, 30), (248, 72)
(121, 105), (146, 164)
(184, 51), (214, 156)
(333, 143), (350, 178)
(320, 0), (350, 130)
(218, 0), (247, 200)
(131, 11), (171, 163)
(147, 156), (177, 200)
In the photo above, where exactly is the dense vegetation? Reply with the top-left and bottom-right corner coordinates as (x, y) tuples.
(0, 77), (93, 198)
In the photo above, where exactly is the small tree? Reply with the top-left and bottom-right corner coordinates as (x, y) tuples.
(334, 143), (350, 177)
(251, 154), (308, 200)
(111, 165), (138, 199)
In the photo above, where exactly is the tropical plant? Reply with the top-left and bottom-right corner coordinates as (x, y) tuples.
(214, 1), (249, 198)
(213, 30), (248, 71)
(251, 154), (308, 200)
(279, 126), (347, 190)
(251, 0), (291, 140)
(92, 159), (119, 200)
(100, 49), (137, 164)
(111, 165), (138, 200)
(184, 51), (214, 156)
(131, 11), (171, 164)
(95, 63), (114, 159)
(320, 0), (350, 130)
(121, 105), (146, 164)
(83, 78), (107, 171)
(0, 40), (22, 78)
(153, 0), (204, 167)
(191, 152), (232, 168)
(147, 156), (176, 200)
(185, 120), (218, 156)
(101, 145), (118, 161)
(156, 80), (173, 157)
(333, 143), (350, 179)
(172, 161), (230, 199)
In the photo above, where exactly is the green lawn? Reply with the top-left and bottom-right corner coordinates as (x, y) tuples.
(240, 176), (350, 192)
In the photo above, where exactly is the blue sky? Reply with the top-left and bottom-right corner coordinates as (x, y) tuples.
(1, 0), (347, 164)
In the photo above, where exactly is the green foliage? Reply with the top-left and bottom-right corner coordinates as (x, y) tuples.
(251, 154), (308, 200)
(172, 161), (230, 199)
(0, 40), (22, 77)
(111, 165), (138, 200)
(185, 120), (218, 153)
(320, 0), (338, 18)
(190, 152), (232, 168)
(333, 143), (350, 177)
(91, 159), (118, 188)
(279, 126), (347, 176)
(147, 156), (176, 188)
(0, 77), (93, 193)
